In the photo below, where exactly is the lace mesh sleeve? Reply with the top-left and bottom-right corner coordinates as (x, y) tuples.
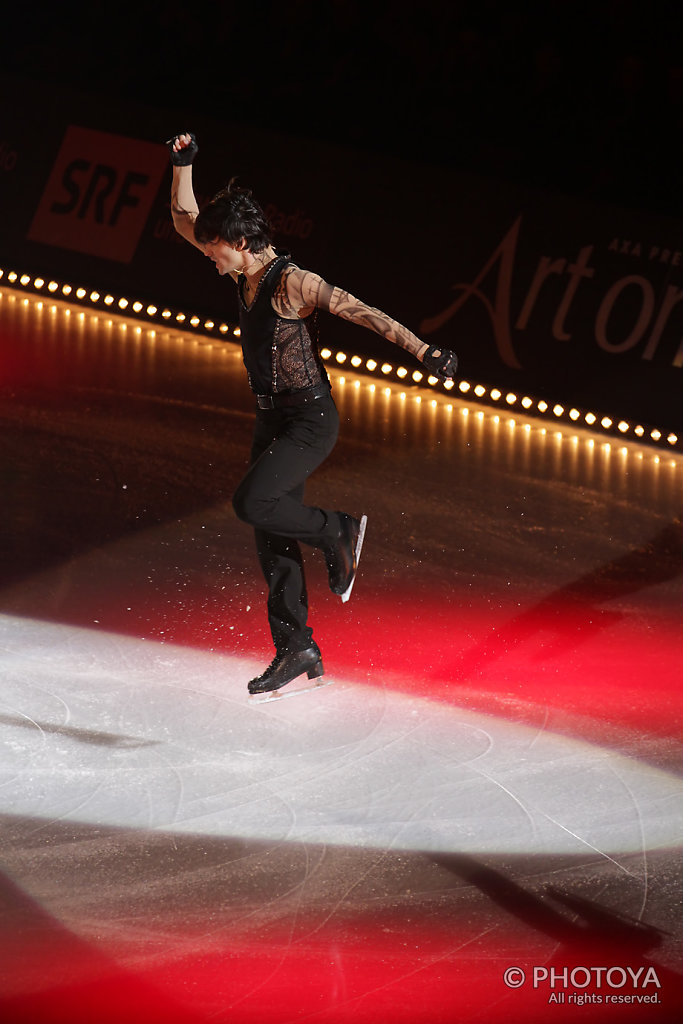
(324, 286), (428, 360)
(276, 267), (429, 363)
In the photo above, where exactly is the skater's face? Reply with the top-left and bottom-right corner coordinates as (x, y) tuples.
(203, 237), (246, 276)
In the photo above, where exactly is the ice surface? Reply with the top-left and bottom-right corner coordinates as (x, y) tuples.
(1, 291), (681, 1022)
(1, 615), (680, 861)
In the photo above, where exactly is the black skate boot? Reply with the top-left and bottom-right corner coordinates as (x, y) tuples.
(324, 513), (368, 603)
(248, 644), (324, 695)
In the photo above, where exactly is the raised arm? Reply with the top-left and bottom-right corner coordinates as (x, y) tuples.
(167, 132), (203, 251)
(275, 267), (458, 379)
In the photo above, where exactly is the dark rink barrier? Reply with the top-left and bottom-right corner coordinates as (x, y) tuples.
(2, 73), (682, 440)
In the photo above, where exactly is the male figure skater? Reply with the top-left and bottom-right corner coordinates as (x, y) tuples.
(168, 132), (458, 696)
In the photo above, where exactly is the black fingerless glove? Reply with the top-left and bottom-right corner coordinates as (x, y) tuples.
(166, 132), (199, 166)
(422, 345), (458, 381)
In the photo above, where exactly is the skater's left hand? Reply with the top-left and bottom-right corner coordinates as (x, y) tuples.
(421, 345), (458, 381)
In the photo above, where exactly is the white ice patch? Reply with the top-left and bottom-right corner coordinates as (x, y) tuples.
(1, 614), (681, 861)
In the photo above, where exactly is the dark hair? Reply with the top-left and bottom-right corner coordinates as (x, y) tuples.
(194, 178), (272, 252)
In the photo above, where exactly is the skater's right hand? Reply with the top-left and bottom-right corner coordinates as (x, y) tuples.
(166, 131), (199, 166)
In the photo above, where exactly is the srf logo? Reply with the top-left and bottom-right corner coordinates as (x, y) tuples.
(28, 126), (168, 263)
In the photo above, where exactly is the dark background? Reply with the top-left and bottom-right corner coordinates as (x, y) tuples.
(3, 1), (683, 435)
(6, 0), (683, 217)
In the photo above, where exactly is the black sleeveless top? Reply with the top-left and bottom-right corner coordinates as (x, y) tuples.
(237, 253), (330, 396)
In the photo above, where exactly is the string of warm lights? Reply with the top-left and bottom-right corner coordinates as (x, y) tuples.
(0, 267), (235, 338)
(331, 373), (682, 477)
(1, 265), (679, 454)
(319, 348), (679, 453)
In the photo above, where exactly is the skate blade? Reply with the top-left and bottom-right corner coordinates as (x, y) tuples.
(249, 677), (334, 704)
(341, 513), (368, 603)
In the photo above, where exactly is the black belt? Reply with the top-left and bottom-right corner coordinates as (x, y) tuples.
(255, 385), (330, 410)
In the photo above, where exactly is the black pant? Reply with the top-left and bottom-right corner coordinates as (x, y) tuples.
(232, 394), (341, 653)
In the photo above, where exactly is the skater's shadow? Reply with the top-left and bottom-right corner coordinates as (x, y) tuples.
(430, 852), (683, 999)
(0, 712), (158, 749)
(448, 515), (683, 680)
